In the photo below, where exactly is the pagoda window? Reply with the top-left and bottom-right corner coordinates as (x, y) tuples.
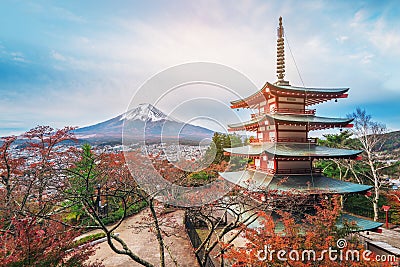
(260, 155), (268, 171)
(278, 97), (304, 103)
(259, 101), (267, 112)
(257, 132), (263, 141)
(268, 98), (276, 106)
(255, 158), (261, 169)
(269, 103), (276, 113)
(269, 131), (276, 142)
(259, 126), (266, 131)
(267, 160), (274, 169)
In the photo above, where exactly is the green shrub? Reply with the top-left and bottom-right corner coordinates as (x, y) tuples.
(74, 232), (106, 247)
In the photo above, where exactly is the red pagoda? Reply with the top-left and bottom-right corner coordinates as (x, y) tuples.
(219, 17), (382, 231)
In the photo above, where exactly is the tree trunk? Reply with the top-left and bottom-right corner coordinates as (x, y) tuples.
(149, 199), (165, 267)
(369, 155), (380, 222)
(373, 186), (380, 222)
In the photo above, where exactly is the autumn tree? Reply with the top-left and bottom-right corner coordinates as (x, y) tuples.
(0, 136), (24, 218)
(64, 145), (170, 267)
(21, 126), (77, 216)
(185, 192), (261, 266)
(1, 127), (185, 267)
(0, 216), (102, 267)
(225, 196), (389, 267)
(0, 127), (102, 267)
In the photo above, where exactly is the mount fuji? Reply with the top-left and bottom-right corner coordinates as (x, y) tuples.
(74, 103), (214, 144)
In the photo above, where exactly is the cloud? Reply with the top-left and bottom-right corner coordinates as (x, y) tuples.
(51, 50), (67, 61)
(336, 36), (349, 43)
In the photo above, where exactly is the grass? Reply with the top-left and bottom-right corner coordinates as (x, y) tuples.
(74, 232), (106, 247)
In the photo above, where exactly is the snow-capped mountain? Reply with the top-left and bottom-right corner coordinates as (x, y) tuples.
(120, 103), (170, 122)
(74, 103), (214, 144)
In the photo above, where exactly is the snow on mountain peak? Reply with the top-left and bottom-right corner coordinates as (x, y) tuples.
(120, 103), (170, 122)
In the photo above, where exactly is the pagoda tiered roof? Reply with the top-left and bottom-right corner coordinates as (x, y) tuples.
(228, 114), (354, 132)
(219, 170), (371, 194)
(230, 82), (349, 109)
(224, 143), (362, 159)
(228, 204), (382, 231)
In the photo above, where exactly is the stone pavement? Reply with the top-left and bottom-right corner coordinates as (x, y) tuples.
(359, 226), (400, 249)
(358, 225), (400, 260)
(87, 208), (199, 267)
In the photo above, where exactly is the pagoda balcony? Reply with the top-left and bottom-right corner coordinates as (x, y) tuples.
(247, 166), (323, 175)
(274, 168), (323, 175)
(271, 107), (316, 115)
(247, 165), (275, 174)
(269, 137), (318, 144)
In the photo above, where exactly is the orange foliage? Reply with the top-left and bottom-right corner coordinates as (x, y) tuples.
(225, 197), (391, 267)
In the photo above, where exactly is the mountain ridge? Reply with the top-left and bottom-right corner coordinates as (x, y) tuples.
(74, 103), (214, 145)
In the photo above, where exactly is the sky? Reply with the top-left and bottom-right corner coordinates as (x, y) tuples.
(1, 0), (400, 137)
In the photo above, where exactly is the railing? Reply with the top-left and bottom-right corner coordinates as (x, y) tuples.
(248, 167), (323, 175)
(249, 137), (318, 143)
(184, 214), (216, 267)
(271, 107), (316, 115)
(343, 205), (400, 224)
(274, 168), (323, 175)
(269, 137), (318, 144)
(247, 165), (275, 174)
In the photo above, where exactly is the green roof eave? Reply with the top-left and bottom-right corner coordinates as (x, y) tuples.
(228, 115), (267, 129)
(338, 213), (383, 232)
(269, 114), (353, 124)
(228, 114), (353, 130)
(238, 211), (382, 232)
(230, 83), (268, 106)
(224, 144), (362, 158)
(219, 170), (372, 194)
(230, 82), (350, 108)
(267, 82), (349, 94)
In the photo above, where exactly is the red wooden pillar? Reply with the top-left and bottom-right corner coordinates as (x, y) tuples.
(382, 205), (390, 229)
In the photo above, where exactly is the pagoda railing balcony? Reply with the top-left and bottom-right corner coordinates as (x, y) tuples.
(246, 166), (322, 175)
(269, 137), (318, 144)
(271, 107), (316, 115)
(274, 168), (323, 175)
(247, 165), (272, 173)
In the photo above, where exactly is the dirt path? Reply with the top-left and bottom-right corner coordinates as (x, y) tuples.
(88, 209), (199, 267)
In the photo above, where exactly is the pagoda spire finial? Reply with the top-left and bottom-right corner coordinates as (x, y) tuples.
(276, 17), (289, 85)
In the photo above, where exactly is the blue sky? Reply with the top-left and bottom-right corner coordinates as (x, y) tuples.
(1, 0), (400, 136)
